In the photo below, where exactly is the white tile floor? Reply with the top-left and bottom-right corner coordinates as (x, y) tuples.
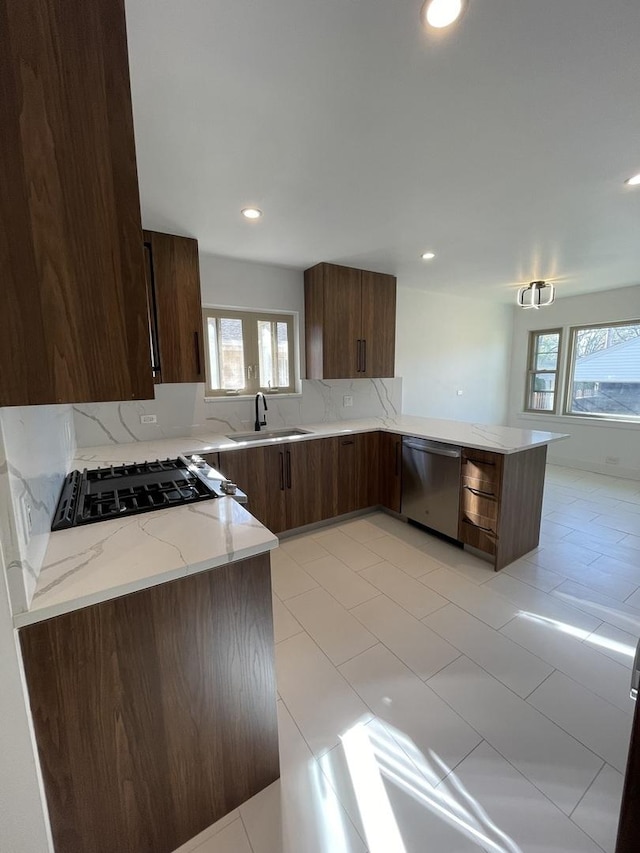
(175, 465), (640, 853)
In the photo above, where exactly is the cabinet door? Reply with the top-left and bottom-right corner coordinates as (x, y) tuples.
(0, 0), (153, 405)
(144, 231), (204, 384)
(379, 432), (402, 512)
(337, 437), (358, 516)
(20, 553), (279, 853)
(360, 271), (396, 378)
(355, 432), (380, 509)
(218, 447), (287, 534)
(339, 432), (380, 513)
(322, 264), (362, 379)
(286, 438), (338, 530)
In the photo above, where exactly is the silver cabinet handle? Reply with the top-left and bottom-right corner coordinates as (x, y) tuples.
(631, 639), (640, 700)
(404, 440), (461, 458)
(464, 484), (497, 499)
(462, 517), (497, 536)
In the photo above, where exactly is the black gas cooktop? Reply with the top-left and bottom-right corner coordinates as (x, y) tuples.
(51, 456), (242, 531)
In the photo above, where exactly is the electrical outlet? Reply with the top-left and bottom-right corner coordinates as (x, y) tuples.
(140, 414), (157, 424)
(343, 395), (353, 407)
(605, 456), (619, 465)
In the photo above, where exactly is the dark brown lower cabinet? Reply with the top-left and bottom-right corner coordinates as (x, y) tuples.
(338, 432), (381, 515)
(219, 438), (339, 533)
(378, 431), (402, 512)
(458, 444), (547, 570)
(215, 434), (547, 573)
(216, 446), (288, 534)
(286, 437), (338, 529)
(19, 553), (279, 853)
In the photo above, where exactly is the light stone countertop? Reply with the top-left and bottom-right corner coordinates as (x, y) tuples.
(16, 415), (566, 628)
(71, 415), (568, 468)
(14, 497), (278, 628)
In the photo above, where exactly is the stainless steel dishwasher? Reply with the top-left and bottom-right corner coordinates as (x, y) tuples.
(401, 437), (461, 539)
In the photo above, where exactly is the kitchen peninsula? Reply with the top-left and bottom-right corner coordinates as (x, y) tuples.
(19, 415), (566, 627)
(14, 414), (564, 853)
(18, 480), (280, 853)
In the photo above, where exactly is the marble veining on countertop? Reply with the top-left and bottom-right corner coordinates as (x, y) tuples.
(14, 496), (278, 628)
(70, 415), (568, 469)
(15, 414), (566, 627)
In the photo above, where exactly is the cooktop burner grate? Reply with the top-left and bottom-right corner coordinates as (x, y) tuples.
(86, 458), (186, 481)
(52, 458), (218, 530)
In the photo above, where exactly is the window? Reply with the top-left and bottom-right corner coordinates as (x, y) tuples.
(525, 329), (562, 413)
(202, 308), (297, 396)
(565, 320), (640, 419)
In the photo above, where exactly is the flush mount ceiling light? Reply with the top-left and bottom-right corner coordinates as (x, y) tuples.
(421, 0), (467, 29)
(241, 207), (263, 219)
(421, 251), (436, 260)
(625, 173), (640, 186)
(517, 281), (556, 309)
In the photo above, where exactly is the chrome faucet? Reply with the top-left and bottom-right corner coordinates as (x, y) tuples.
(254, 392), (268, 431)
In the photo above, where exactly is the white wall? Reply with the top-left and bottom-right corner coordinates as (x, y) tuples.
(198, 253), (306, 375)
(396, 287), (513, 424)
(199, 253), (304, 313)
(507, 284), (640, 477)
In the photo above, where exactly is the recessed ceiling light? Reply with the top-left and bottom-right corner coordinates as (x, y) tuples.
(422, 0), (467, 29)
(625, 174), (640, 186)
(421, 252), (436, 260)
(241, 207), (263, 219)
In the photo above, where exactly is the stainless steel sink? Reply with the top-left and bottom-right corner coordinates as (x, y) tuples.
(226, 428), (312, 443)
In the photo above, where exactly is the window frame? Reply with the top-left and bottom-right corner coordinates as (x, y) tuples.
(202, 306), (298, 398)
(562, 318), (640, 422)
(524, 327), (563, 415)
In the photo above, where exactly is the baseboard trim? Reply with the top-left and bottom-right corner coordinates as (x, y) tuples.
(547, 455), (640, 481)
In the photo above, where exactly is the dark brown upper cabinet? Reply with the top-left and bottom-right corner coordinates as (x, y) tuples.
(0, 0), (154, 406)
(304, 263), (396, 380)
(143, 231), (205, 384)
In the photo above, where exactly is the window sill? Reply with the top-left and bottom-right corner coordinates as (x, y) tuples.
(204, 392), (303, 403)
(517, 412), (640, 430)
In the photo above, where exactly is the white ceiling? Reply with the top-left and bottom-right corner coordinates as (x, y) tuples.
(125, 0), (640, 302)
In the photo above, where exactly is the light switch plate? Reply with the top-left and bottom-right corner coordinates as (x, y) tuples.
(140, 414), (157, 424)
(343, 395), (353, 407)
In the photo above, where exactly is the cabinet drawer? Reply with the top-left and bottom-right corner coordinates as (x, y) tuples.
(460, 484), (499, 520)
(461, 450), (502, 493)
(459, 510), (498, 555)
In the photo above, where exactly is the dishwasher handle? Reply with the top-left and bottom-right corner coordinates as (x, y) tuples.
(631, 639), (640, 700)
(403, 439), (461, 458)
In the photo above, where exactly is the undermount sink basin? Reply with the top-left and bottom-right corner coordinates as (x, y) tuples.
(227, 428), (312, 443)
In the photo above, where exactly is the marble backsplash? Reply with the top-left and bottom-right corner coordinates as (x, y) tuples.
(0, 378), (400, 613)
(0, 405), (75, 612)
(73, 378), (402, 446)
